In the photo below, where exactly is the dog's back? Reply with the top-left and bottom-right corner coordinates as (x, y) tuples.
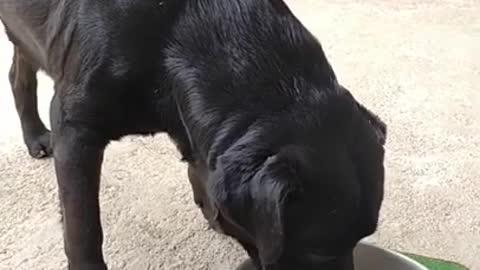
(0, 0), (172, 83)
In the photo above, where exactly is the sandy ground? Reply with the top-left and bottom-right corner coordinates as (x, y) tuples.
(1, 0), (479, 269)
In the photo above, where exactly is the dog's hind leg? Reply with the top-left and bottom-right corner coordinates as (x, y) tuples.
(9, 45), (52, 158)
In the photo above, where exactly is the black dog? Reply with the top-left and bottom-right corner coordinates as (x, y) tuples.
(1, 0), (387, 269)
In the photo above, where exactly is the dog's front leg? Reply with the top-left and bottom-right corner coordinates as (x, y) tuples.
(53, 129), (107, 270)
(53, 127), (108, 270)
(51, 95), (108, 270)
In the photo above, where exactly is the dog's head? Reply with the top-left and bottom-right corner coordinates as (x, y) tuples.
(199, 88), (386, 270)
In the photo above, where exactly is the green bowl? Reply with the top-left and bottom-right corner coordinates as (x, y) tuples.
(354, 242), (429, 270)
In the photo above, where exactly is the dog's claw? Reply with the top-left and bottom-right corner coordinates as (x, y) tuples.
(25, 131), (52, 159)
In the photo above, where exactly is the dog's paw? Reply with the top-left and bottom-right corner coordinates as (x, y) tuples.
(25, 131), (52, 159)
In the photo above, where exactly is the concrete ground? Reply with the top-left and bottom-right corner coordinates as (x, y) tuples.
(0, 0), (479, 269)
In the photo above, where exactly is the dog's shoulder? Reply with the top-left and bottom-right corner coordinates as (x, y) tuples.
(165, 0), (338, 146)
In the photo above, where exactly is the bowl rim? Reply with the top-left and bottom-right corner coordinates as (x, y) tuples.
(357, 240), (430, 270)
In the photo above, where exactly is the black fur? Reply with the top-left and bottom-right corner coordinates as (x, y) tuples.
(1, 0), (387, 269)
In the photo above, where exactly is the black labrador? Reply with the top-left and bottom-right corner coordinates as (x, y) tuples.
(0, 0), (387, 269)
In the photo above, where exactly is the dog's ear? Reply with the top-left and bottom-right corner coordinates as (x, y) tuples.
(208, 151), (292, 266)
(248, 155), (290, 265)
(336, 84), (387, 146)
(355, 102), (387, 146)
